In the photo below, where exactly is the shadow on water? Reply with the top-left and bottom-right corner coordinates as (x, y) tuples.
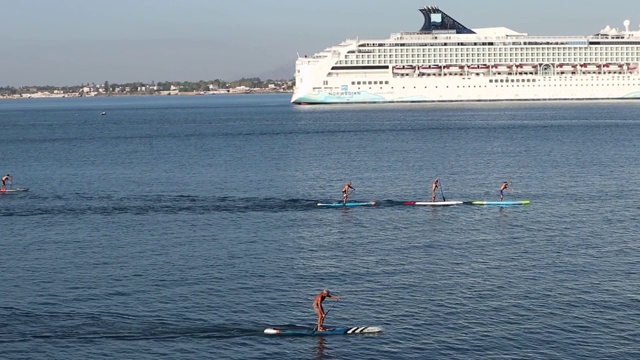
(0, 307), (384, 344)
(0, 195), (411, 217)
(0, 307), (273, 342)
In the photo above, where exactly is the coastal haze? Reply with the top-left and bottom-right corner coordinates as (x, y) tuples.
(2, 0), (640, 86)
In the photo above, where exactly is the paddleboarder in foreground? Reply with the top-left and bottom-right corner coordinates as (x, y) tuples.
(499, 181), (510, 201)
(342, 182), (355, 204)
(313, 289), (340, 331)
(431, 178), (440, 202)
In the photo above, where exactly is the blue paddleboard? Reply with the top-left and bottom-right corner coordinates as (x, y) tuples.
(317, 201), (376, 207)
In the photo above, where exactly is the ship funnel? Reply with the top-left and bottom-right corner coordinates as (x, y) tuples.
(418, 6), (475, 34)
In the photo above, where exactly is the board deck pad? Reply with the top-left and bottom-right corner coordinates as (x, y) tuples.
(317, 201), (376, 207)
(404, 201), (462, 206)
(467, 200), (530, 205)
(0, 188), (29, 193)
(264, 326), (382, 335)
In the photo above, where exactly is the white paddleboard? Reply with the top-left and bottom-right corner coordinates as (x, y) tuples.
(0, 188), (29, 193)
(404, 201), (462, 206)
(264, 326), (382, 335)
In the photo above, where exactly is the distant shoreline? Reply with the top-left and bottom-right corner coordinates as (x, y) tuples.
(0, 90), (292, 100)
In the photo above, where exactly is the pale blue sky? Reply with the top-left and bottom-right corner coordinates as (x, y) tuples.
(1, 0), (639, 86)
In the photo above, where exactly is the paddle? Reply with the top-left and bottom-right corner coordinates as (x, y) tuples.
(322, 299), (340, 329)
(439, 180), (446, 202)
(324, 298), (339, 318)
(341, 189), (354, 204)
(505, 180), (514, 194)
(314, 298), (339, 331)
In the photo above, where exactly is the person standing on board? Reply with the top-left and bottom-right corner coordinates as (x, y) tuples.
(1, 174), (11, 191)
(499, 181), (510, 201)
(313, 289), (340, 331)
(342, 182), (355, 204)
(431, 178), (440, 202)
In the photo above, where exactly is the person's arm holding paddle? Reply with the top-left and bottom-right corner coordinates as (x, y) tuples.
(1, 174), (11, 191)
(342, 182), (355, 204)
(313, 289), (340, 331)
(499, 181), (509, 201)
(431, 178), (439, 202)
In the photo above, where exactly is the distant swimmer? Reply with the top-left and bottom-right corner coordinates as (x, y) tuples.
(499, 181), (510, 201)
(431, 178), (440, 202)
(313, 289), (340, 331)
(1, 174), (11, 191)
(342, 182), (355, 204)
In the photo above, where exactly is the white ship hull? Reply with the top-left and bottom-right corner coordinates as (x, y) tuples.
(292, 6), (640, 104)
(291, 74), (640, 104)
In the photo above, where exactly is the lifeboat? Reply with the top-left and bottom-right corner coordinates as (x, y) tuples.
(491, 64), (513, 74)
(467, 64), (490, 74)
(628, 63), (639, 71)
(419, 65), (442, 74)
(393, 65), (416, 75)
(442, 65), (465, 74)
(516, 64), (538, 72)
(580, 64), (600, 72)
(601, 63), (624, 72)
(556, 64), (578, 73)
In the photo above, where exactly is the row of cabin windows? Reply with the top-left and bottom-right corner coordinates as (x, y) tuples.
(351, 80), (390, 85)
(349, 83), (640, 90)
(345, 53), (638, 60)
(346, 79), (640, 87)
(349, 51), (639, 57)
(338, 59), (639, 65)
(489, 79), (537, 83)
(347, 79), (538, 86)
(354, 47), (638, 54)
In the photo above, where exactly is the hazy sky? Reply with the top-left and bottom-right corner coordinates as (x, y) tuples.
(1, 0), (639, 86)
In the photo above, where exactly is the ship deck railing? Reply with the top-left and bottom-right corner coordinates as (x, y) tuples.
(389, 32), (639, 41)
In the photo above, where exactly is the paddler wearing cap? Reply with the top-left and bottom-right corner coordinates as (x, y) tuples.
(313, 289), (340, 331)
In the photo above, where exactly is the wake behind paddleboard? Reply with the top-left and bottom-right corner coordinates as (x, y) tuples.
(467, 200), (530, 206)
(404, 201), (462, 206)
(264, 326), (382, 336)
(317, 201), (376, 207)
(0, 188), (29, 193)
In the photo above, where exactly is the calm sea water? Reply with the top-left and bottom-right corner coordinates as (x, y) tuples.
(1, 94), (639, 359)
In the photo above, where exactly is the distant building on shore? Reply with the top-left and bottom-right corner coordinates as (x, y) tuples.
(1, 78), (294, 99)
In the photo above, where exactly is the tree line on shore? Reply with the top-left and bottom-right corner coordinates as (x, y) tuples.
(0, 77), (294, 95)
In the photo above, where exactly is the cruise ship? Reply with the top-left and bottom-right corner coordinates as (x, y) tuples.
(291, 6), (640, 104)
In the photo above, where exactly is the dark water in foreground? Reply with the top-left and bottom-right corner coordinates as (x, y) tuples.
(1, 94), (639, 359)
